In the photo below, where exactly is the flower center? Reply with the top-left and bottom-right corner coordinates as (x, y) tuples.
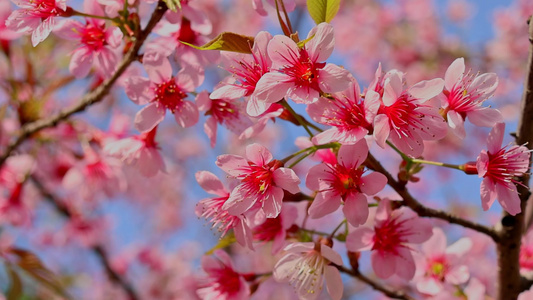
(80, 23), (107, 51)
(253, 217), (282, 241)
(372, 217), (405, 254)
(153, 79), (187, 112)
(176, 18), (197, 44)
(328, 163), (364, 197)
(209, 100), (238, 124)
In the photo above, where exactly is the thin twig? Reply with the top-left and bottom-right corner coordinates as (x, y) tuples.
(498, 15), (533, 299)
(30, 175), (139, 300)
(365, 153), (500, 242)
(337, 265), (414, 300)
(0, 1), (169, 168)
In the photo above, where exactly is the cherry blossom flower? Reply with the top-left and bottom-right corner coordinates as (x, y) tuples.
(346, 199), (433, 279)
(196, 91), (253, 148)
(0, 181), (32, 226)
(210, 31), (273, 116)
(238, 103), (285, 140)
(216, 143), (300, 218)
(476, 122), (530, 215)
(520, 228), (533, 277)
(372, 72), (447, 157)
(273, 240), (343, 300)
(519, 285), (533, 300)
(252, 0), (295, 16)
(195, 171), (253, 250)
(414, 227), (472, 296)
(196, 250), (250, 300)
(254, 23), (351, 106)
(307, 77), (380, 145)
(306, 141), (387, 226)
(252, 203), (297, 254)
(439, 57), (502, 139)
(55, 16), (123, 78)
(124, 50), (201, 132)
(6, 0), (68, 46)
(104, 126), (166, 177)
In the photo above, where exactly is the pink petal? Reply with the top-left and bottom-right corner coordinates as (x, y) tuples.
(134, 103), (165, 132)
(372, 251), (396, 279)
(467, 107), (503, 128)
(389, 130), (424, 157)
(223, 185), (256, 215)
(246, 96), (272, 117)
(234, 218), (254, 250)
(486, 122), (505, 154)
(289, 85), (320, 104)
(409, 78), (445, 101)
(262, 186), (284, 218)
(382, 75), (402, 106)
(444, 58), (465, 90)
(318, 64), (352, 93)
(305, 163), (333, 191)
(308, 190), (341, 219)
(312, 128), (343, 145)
(32, 17), (54, 46)
(395, 248), (416, 279)
(481, 177), (498, 210)
(422, 228), (447, 256)
(125, 76), (152, 105)
(176, 66), (204, 92)
(325, 266), (343, 300)
(174, 100), (199, 128)
(245, 143), (273, 165)
(216, 154), (248, 177)
(337, 141), (368, 168)
(496, 182), (521, 215)
(210, 84), (248, 100)
(470, 73), (498, 98)
(273, 168), (301, 194)
(136, 148), (165, 177)
(343, 193), (369, 226)
(251, 0), (268, 16)
(195, 171), (228, 196)
(69, 47), (94, 78)
(268, 35), (299, 69)
(54, 19), (84, 40)
(96, 47), (118, 76)
(445, 265), (470, 285)
(143, 51), (172, 84)
(306, 23), (335, 62)
(360, 172), (387, 195)
(195, 90), (211, 111)
(320, 244), (343, 266)
(373, 114), (390, 148)
(252, 31), (273, 62)
(346, 227), (374, 251)
(254, 72), (292, 103)
(204, 116), (217, 147)
(106, 27), (123, 48)
(447, 110), (465, 139)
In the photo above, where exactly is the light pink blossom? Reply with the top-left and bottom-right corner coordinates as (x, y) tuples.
(414, 228), (472, 295)
(124, 51), (201, 132)
(307, 77), (380, 145)
(54, 17), (123, 78)
(210, 31), (273, 116)
(440, 57), (502, 139)
(346, 199), (433, 280)
(196, 250), (250, 300)
(195, 171), (253, 250)
(252, 0), (295, 16)
(476, 122), (530, 215)
(216, 143), (300, 218)
(6, 0), (67, 46)
(306, 141), (387, 226)
(254, 23), (351, 106)
(273, 241), (343, 300)
(372, 72), (447, 157)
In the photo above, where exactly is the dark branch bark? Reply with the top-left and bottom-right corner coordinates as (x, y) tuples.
(337, 265), (414, 300)
(365, 154), (500, 242)
(0, 1), (169, 168)
(498, 15), (533, 300)
(31, 176), (139, 300)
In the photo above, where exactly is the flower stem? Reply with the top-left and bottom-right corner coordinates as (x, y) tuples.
(386, 141), (463, 170)
(71, 10), (119, 22)
(329, 219), (346, 238)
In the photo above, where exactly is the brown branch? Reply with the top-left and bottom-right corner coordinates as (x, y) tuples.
(498, 15), (533, 300)
(0, 1), (169, 168)
(30, 175), (139, 300)
(365, 153), (500, 242)
(337, 265), (414, 300)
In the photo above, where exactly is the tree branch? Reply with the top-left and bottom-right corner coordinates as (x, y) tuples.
(365, 153), (500, 242)
(30, 175), (139, 300)
(0, 1), (169, 168)
(498, 15), (533, 299)
(337, 265), (414, 300)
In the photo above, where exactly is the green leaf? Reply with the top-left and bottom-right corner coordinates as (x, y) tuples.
(6, 265), (23, 300)
(163, 0), (181, 12)
(205, 233), (236, 255)
(181, 32), (255, 54)
(9, 248), (69, 299)
(297, 34), (315, 48)
(306, 0), (341, 24)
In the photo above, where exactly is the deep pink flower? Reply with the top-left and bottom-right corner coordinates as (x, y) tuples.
(124, 51), (201, 132)
(273, 241), (343, 300)
(196, 91), (252, 148)
(307, 77), (380, 145)
(440, 58), (502, 139)
(0, 181), (32, 226)
(372, 72), (447, 157)
(104, 126), (166, 177)
(254, 23), (351, 106)
(6, 0), (67, 46)
(195, 171), (253, 250)
(520, 229), (533, 276)
(55, 17), (123, 78)
(210, 31), (273, 116)
(197, 250), (250, 300)
(306, 141), (387, 226)
(252, 203), (297, 254)
(476, 122), (530, 215)
(346, 199), (433, 280)
(414, 228), (472, 295)
(216, 143), (300, 218)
